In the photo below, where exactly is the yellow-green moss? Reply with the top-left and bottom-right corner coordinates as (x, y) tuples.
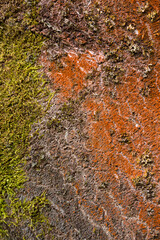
(0, 0), (53, 238)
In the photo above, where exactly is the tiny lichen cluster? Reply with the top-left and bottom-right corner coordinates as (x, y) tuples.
(0, 0), (53, 238)
(133, 151), (155, 199)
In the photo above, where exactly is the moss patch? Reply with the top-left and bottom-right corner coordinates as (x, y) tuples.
(0, 0), (53, 238)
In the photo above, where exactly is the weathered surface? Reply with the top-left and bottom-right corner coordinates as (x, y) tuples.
(25, 0), (160, 239)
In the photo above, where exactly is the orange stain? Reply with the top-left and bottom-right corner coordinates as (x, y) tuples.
(40, 0), (160, 237)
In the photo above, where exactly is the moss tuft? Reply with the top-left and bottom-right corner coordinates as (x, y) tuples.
(0, 0), (53, 238)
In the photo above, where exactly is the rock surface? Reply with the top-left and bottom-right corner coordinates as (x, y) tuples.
(25, 0), (160, 239)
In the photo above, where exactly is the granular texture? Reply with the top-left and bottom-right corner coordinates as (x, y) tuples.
(28, 0), (160, 239)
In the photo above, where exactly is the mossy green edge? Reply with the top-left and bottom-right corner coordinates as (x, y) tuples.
(0, 0), (53, 238)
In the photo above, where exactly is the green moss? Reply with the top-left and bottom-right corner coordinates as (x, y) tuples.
(0, 0), (53, 238)
(60, 102), (75, 120)
(47, 118), (62, 130)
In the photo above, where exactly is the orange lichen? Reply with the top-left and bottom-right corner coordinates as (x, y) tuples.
(40, 0), (160, 238)
(41, 50), (102, 101)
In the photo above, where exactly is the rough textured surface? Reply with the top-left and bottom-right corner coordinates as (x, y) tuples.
(24, 0), (160, 239)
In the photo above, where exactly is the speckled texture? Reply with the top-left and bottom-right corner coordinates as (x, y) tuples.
(25, 0), (160, 239)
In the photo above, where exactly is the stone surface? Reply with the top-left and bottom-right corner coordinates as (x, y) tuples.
(25, 0), (160, 239)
